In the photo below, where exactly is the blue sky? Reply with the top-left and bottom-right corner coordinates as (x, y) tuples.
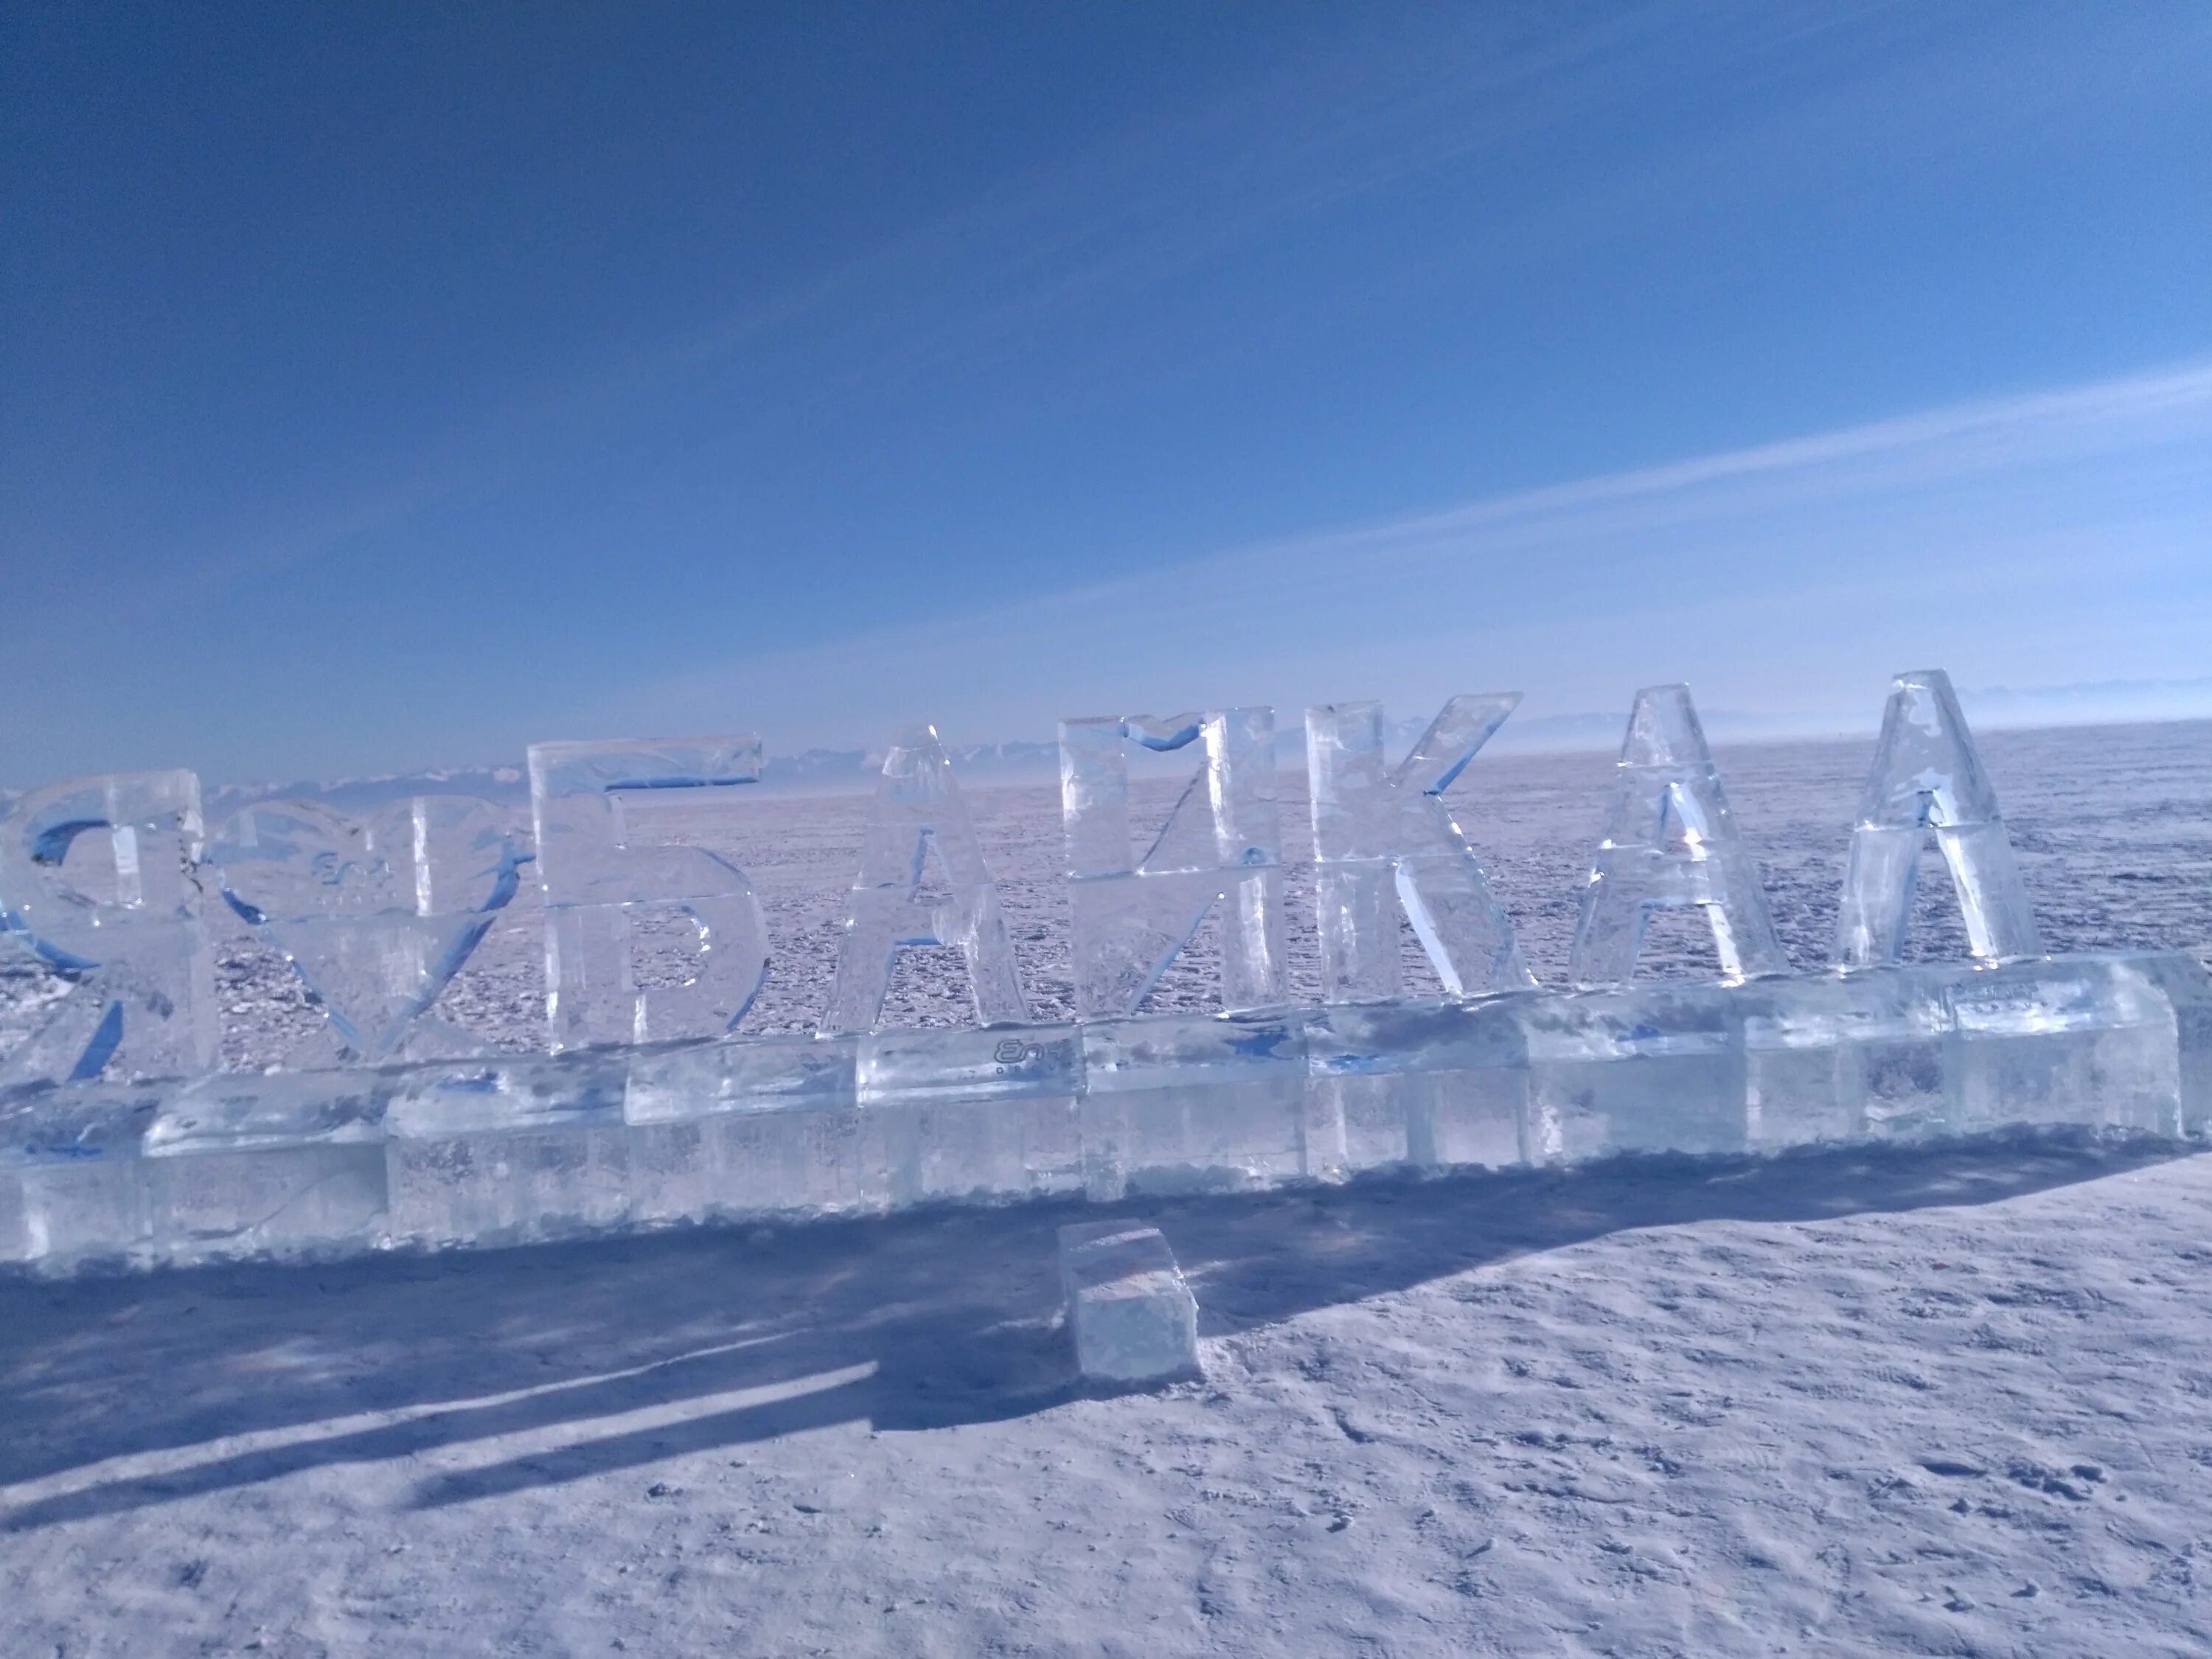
(2, 1), (2207, 787)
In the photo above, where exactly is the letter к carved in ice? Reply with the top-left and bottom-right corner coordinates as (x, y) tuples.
(209, 796), (527, 1064)
(820, 723), (1029, 1034)
(528, 735), (771, 1050)
(0, 769), (217, 1085)
(1834, 667), (2040, 968)
(1060, 708), (1286, 1018)
(1306, 695), (1536, 1002)
(1568, 684), (1790, 988)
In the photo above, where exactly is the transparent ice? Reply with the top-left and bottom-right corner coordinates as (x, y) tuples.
(1307, 695), (1534, 1001)
(209, 796), (526, 1062)
(2, 695), (2208, 1279)
(1303, 1000), (1528, 1177)
(3, 950), (2208, 1274)
(1060, 709), (1286, 1018)
(858, 1024), (1082, 1204)
(624, 1034), (873, 1225)
(1740, 970), (1949, 1148)
(821, 724), (1028, 1033)
(0, 770), (216, 1085)
(528, 736), (772, 1049)
(1523, 984), (1747, 1160)
(1944, 956), (2180, 1136)
(1834, 668), (2042, 968)
(1, 1077), (168, 1265)
(1568, 684), (1790, 988)
(1058, 1220), (1201, 1385)
(1077, 1010), (1307, 1198)
(145, 1069), (392, 1258)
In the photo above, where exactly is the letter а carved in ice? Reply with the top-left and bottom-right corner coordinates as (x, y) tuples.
(1568, 684), (1790, 988)
(527, 736), (772, 1050)
(0, 769), (217, 1084)
(1306, 695), (1535, 1001)
(820, 724), (1028, 1033)
(1833, 668), (2040, 968)
(1060, 709), (1286, 1018)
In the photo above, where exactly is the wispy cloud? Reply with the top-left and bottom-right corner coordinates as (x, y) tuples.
(571, 357), (2212, 750)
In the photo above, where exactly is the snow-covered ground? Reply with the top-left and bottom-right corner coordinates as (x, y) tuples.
(6, 1133), (2212, 1655)
(4, 717), (2212, 1655)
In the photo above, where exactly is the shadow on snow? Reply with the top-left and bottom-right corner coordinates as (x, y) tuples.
(0, 1127), (2192, 1528)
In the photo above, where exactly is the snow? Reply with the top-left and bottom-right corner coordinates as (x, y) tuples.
(4, 717), (2212, 1653)
(6, 1133), (2212, 1654)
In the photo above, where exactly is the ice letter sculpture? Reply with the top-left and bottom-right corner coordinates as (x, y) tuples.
(1307, 695), (1534, 1002)
(822, 724), (1028, 1033)
(0, 770), (215, 1084)
(1060, 709), (1285, 1018)
(5, 666), (2211, 1280)
(1834, 668), (2041, 968)
(209, 797), (526, 1062)
(1569, 684), (1790, 987)
(528, 736), (771, 1048)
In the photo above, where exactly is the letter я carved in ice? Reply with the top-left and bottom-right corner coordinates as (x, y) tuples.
(0, 770), (216, 1085)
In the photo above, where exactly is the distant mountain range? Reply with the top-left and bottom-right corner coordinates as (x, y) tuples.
(7, 677), (2208, 820)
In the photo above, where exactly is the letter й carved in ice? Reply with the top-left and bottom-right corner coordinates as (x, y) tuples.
(1060, 709), (1286, 1019)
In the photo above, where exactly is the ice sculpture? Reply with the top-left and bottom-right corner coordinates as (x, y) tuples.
(1060, 709), (1285, 1018)
(5, 667), (2210, 1281)
(527, 736), (771, 1049)
(821, 725), (1028, 1033)
(9, 946), (2204, 1276)
(1058, 1220), (1201, 1385)
(1834, 668), (2041, 968)
(0, 770), (215, 1083)
(1306, 695), (1534, 1001)
(209, 796), (526, 1062)
(1568, 685), (1790, 987)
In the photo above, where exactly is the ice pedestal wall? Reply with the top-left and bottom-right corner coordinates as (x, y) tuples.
(4, 950), (2210, 1276)
(860, 1024), (1082, 1206)
(1079, 1012), (1308, 1198)
(1303, 1001), (1528, 1176)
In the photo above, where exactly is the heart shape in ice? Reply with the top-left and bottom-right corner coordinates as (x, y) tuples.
(209, 796), (527, 1061)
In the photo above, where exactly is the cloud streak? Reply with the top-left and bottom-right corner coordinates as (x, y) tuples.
(577, 357), (2212, 750)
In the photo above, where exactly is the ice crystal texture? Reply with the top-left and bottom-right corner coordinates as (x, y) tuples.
(1060, 709), (1286, 1018)
(0, 770), (215, 1085)
(1307, 695), (1534, 1002)
(1569, 685), (1791, 988)
(1834, 668), (2042, 968)
(2, 668), (2207, 1281)
(10, 950), (2202, 1276)
(528, 736), (771, 1049)
(822, 724), (1028, 1033)
(209, 796), (525, 1062)
(1058, 1220), (1201, 1384)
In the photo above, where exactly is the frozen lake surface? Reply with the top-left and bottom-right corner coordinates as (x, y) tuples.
(4, 718), (2212, 1655)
